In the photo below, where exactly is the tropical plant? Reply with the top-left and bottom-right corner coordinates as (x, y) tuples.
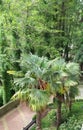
(11, 54), (51, 130)
(65, 62), (80, 111)
(9, 54), (80, 130)
(49, 58), (80, 130)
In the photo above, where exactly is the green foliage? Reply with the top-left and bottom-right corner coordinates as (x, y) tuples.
(12, 88), (49, 111)
(74, 44), (83, 63)
(2, 70), (12, 104)
(49, 58), (80, 96)
(31, 109), (56, 130)
(0, 2), (82, 130)
(0, 54), (13, 104)
(31, 101), (83, 130)
(0, 87), (3, 106)
(42, 109), (56, 128)
(28, 89), (49, 111)
(59, 115), (82, 130)
(0, 0), (82, 61)
(11, 54), (80, 130)
(11, 54), (52, 112)
(71, 101), (83, 120)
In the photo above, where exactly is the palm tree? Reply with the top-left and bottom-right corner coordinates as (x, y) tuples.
(10, 54), (51, 130)
(49, 58), (80, 130)
(64, 62), (80, 112)
(9, 55), (80, 130)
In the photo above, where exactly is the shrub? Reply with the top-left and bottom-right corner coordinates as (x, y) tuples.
(42, 109), (56, 128)
(59, 115), (82, 130)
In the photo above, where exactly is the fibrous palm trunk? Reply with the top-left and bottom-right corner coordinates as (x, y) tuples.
(36, 111), (42, 130)
(56, 93), (62, 130)
(56, 101), (62, 130)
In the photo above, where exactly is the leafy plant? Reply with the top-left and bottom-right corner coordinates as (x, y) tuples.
(59, 115), (82, 130)
(11, 54), (52, 130)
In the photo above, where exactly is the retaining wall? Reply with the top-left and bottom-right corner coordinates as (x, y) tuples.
(0, 100), (20, 117)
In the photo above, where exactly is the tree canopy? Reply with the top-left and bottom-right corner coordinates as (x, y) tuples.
(0, 0), (83, 61)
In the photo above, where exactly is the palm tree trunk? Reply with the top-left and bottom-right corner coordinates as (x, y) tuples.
(56, 93), (63, 130)
(36, 111), (42, 130)
(56, 101), (62, 130)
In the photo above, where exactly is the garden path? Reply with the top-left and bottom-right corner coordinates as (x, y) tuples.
(0, 102), (35, 130)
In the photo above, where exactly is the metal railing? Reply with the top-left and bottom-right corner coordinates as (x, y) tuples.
(23, 119), (36, 130)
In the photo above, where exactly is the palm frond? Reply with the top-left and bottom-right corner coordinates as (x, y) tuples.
(12, 88), (50, 111)
(51, 58), (66, 71)
(66, 62), (80, 75)
(20, 54), (50, 79)
(65, 80), (78, 87)
(69, 86), (79, 98)
(7, 70), (24, 77)
(14, 76), (35, 88)
(28, 89), (50, 111)
(11, 89), (31, 101)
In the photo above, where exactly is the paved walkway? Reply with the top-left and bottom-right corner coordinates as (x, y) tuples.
(0, 103), (34, 130)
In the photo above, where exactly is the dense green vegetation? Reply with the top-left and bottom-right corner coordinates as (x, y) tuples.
(31, 100), (83, 130)
(0, 0), (83, 130)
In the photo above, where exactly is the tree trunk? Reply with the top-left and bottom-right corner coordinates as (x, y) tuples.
(56, 93), (62, 130)
(56, 101), (62, 130)
(36, 111), (42, 130)
(69, 100), (72, 112)
(64, 43), (69, 62)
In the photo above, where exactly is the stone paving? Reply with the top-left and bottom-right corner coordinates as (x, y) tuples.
(0, 103), (34, 130)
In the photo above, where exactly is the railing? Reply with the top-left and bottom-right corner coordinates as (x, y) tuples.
(23, 119), (36, 130)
